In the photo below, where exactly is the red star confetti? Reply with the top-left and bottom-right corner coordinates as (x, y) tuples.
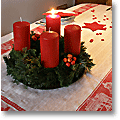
(91, 9), (95, 12)
(101, 39), (104, 41)
(104, 15), (106, 17)
(106, 18), (109, 20)
(90, 39), (94, 43)
(103, 19), (106, 21)
(93, 15), (95, 17)
(82, 22), (106, 31)
(110, 26), (112, 28)
(96, 33), (99, 35)
(99, 33), (102, 35)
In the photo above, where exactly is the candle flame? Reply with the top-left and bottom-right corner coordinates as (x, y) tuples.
(51, 8), (56, 18)
(51, 8), (55, 16)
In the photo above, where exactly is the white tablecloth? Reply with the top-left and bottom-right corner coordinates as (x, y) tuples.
(1, 3), (112, 111)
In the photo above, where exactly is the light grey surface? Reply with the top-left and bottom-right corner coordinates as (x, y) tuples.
(1, 0), (73, 36)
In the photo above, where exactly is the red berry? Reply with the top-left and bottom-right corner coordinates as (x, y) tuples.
(67, 54), (72, 58)
(73, 57), (77, 61)
(63, 58), (67, 63)
(68, 58), (72, 62)
(35, 34), (40, 38)
(71, 60), (75, 65)
(32, 35), (37, 41)
(66, 62), (70, 67)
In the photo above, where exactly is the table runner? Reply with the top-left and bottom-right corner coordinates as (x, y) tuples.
(76, 68), (112, 111)
(1, 3), (112, 111)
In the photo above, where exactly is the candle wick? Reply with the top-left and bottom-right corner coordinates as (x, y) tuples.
(49, 27), (51, 32)
(20, 17), (22, 22)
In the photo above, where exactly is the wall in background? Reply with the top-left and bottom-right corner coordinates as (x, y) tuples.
(1, 0), (73, 36)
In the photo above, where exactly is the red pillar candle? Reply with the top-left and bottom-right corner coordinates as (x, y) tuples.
(13, 21), (30, 51)
(46, 9), (61, 36)
(40, 31), (59, 68)
(64, 24), (81, 55)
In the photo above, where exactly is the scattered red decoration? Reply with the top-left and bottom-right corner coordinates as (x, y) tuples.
(101, 39), (104, 41)
(110, 26), (112, 28)
(104, 15), (106, 17)
(91, 9), (95, 12)
(82, 22), (106, 31)
(96, 33), (99, 35)
(103, 19), (106, 21)
(98, 21), (100, 23)
(93, 15), (95, 17)
(90, 39), (94, 43)
(106, 18), (109, 20)
(99, 33), (102, 35)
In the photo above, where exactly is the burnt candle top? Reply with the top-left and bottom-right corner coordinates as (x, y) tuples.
(41, 31), (59, 40)
(65, 24), (81, 31)
(13, 21), (30, 28)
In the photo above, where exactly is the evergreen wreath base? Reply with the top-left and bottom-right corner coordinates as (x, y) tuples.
(3, 36), (95, 90)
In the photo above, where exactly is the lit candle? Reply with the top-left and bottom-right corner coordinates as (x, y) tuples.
(64, 24), (81, 55)
(40, 31), (59, 68)
(13, 17), (30, 51)
(46, 8), (61, 36)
